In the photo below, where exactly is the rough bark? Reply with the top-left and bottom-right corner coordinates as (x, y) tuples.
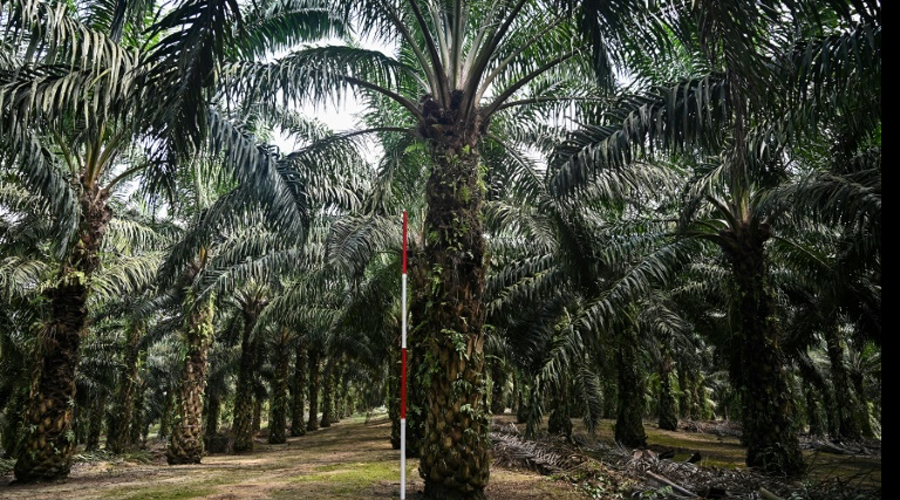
(131, 380), (146, 447)
(418, 130), (490, 500)
(548, 383), (573, 442)
(389, 344), (401, 449)
(490, 360), (507, 415)
(306, 349), (320, 432)
(85, 392), (106, 452)
(720, 221), (804, 475)
(320, 357), (334, 428)
(849, 370), (874, 438)
(204, 385), (221, 438)
(109, 321), (144, 454)
(615, 324), (647, 447)
(14, 187), (111, 483)
(269, 328), (292, 444)
(290, 342), (307, 437)
(678, 368), (691, 420)
(166, 293), (215, 465)
(406, 253), (428, 458)
(158, 386), (174, 438)
(658, 350), (679, 431)
(824, 326), (862, 440)
(805, 385), (826, 437)
(232, 305), (260, 453)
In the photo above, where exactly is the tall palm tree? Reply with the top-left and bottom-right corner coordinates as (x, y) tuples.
(224, 1), (666, 493)
(550, 0), (880, 474)
(0, 0), (340, 481)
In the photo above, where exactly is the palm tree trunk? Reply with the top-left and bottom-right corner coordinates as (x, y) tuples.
(419, 139), (490, 500)
(720, 222), (804, 475)
(131, 380), (146, 447)
(407, 255), (428, 458)
(306, 348), (320, 432)
(232, 309), (259, 453)
(159, 386), (174, 438)
(389, 343), (401, 449)
(548, 382), (573, 442)
(824, 325), (862, 440)
(615, 323), (647, 447)
(252, 392), (263, 434)
(320, 357), (334, 428)
(85, 391), (107, 452)
(269, 328), (291, 444)
(166, 293), (215, 464)
(490, 361), (507, 415)
(805, 385), (826, 437)
(204, 385), (221, 437)
(109, 321), (144, 454)
(849, 370), (874, 438)
(658, 349), (679, 431)
(290, 342), (307, 437)
(14, 186), (111, 483)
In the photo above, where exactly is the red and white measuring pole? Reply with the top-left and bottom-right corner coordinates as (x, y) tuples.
(400, 211), (409, 499)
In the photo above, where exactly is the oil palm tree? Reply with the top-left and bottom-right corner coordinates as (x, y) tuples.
(224, 1), (670, 493)
(549, 0), (880, 474)
(1, 0), (341, 480)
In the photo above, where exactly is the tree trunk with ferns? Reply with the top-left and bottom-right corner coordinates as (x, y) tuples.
(615, 323), (647, 447)
(720, 221), (804, 475)
(109, 321), (145, 454)
(290, 341), (307, 437)
(418, 115), (490, 500)
(14, 186), (111, 483)
(166, 292), (215, 464)
(658, 348), (679, 431)
(269, 328), (292, 444)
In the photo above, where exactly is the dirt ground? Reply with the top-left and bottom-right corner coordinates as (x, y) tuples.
(0, 415), (589, 500)
(0, 414), (881, 500)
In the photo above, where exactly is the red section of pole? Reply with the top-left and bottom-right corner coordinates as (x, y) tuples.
(402, 211), (408, 274)
(400, 348), (408, 419)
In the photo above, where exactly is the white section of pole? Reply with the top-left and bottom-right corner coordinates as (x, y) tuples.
(400, 418), (407, 499)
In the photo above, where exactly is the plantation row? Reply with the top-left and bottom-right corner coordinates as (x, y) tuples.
(0, 0), (881, 499)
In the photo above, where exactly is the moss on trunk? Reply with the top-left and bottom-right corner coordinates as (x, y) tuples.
(166, 292), (215, 464)
(14, 187), (111, 483)
(720, 221), (804, 475)
(418, 137), (490, 500)
(615, 323), (647, 447)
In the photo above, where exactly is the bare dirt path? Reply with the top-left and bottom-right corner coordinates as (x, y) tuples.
(0, 416), (588, 500)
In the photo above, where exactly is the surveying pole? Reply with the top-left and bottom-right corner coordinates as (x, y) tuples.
(400, 211), (408, 499)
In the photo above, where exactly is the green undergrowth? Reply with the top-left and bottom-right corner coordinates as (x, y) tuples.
(103, 485), (216, 500)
